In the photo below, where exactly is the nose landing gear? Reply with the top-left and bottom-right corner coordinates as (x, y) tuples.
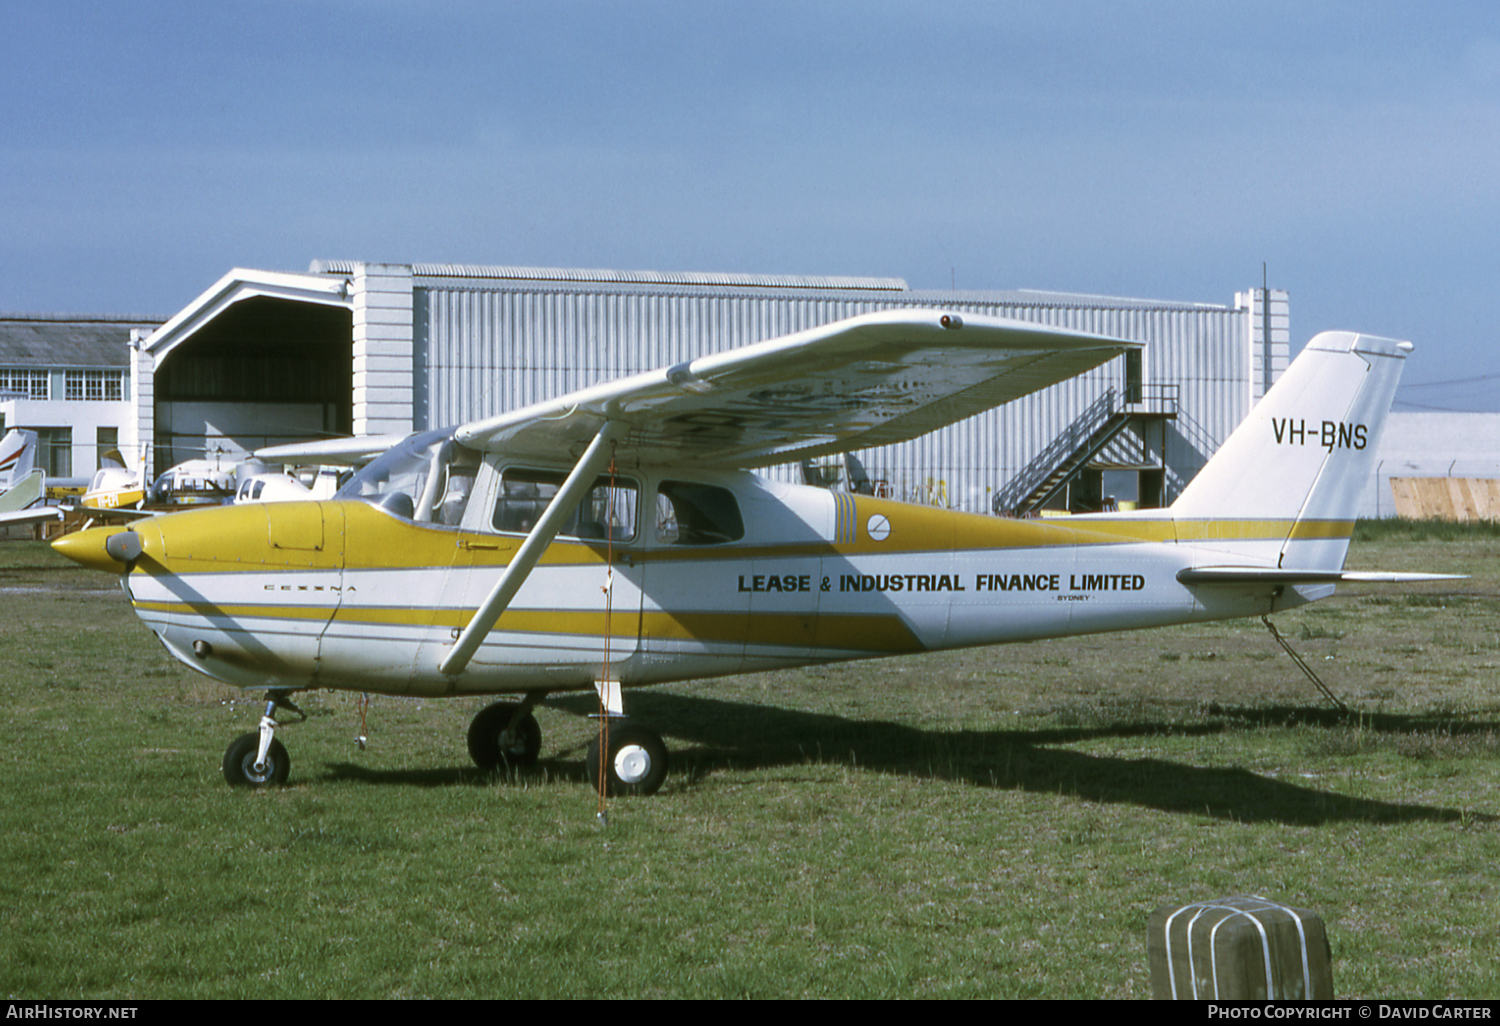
(222, 692), (304, 788)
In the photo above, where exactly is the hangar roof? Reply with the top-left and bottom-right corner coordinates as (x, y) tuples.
(310, 260), (909, 293)
(909, 288), (1236, 311)
(309, 261), (1235, 312)
(140, 268), (350, 368)
(0, 313), (163, 368)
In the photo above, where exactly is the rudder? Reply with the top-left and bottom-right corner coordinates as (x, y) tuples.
(0, 429), (36, 488)
(1170, 330), (1409, 569)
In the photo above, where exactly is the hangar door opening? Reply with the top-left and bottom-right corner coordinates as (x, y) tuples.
(153, 297), (353, 473)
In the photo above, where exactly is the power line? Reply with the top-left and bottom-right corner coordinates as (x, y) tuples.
(1392, 398), (1500, 412)
(1398, 372), (1500, 389)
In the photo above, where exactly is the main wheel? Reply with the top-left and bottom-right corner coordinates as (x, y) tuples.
(467, 702), (542, 770)
(586, 722), (669, 797)
(222, 732), (290, 788)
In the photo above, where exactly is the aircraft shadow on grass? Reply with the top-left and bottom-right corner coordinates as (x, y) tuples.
(320, 689), (1497, 827)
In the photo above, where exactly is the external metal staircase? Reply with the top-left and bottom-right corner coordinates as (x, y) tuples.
(993, 385), (1178, 516)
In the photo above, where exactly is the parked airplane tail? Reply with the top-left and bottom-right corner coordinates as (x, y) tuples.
(1169, 330), (1410, 571)
(0, 469), (46, 514)
(0, 429), (37, 489)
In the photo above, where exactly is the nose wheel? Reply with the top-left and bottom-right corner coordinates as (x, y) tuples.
(223, 733), (290, 787)
(587, 722), (669, 797)
(222, 692), (303, 788)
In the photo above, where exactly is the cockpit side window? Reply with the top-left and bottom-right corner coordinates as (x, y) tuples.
(334, 428), (481, 527)
(426, 443), (481, 526)
(655, 481), (744, 545)
(493, 468), (638, 543)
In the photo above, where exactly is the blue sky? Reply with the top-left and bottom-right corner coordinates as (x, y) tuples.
(4, 1), (1498, 410)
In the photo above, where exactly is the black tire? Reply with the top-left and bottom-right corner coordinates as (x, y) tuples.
(466, 703), (542, 770)
(586, 722), (669, 797)
(222, 732), (290, 788)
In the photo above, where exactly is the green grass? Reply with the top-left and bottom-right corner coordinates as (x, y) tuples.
(1, 527), (1498, 998)
(1353, 517), (1500, 543)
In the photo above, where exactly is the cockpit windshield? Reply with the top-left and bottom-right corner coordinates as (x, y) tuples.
(335, 428), (480, 526)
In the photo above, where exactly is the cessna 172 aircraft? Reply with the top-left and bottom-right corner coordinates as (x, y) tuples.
(51, 310), (1451, 794)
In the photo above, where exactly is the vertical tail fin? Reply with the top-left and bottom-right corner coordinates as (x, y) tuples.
(1171, 331), (1409, 569)
(0, 470), (46, 513)
(0, 429), (37, 489)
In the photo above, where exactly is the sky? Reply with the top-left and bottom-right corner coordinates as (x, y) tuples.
(3, 1), (1499, 411)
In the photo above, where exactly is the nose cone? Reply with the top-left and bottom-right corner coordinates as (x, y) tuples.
(52, 526), (136, 574)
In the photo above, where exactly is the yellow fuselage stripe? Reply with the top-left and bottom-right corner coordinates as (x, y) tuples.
(122, 498), (1349, 576)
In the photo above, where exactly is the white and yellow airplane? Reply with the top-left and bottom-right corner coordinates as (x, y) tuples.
(51, 310), (1453, 793)
(79, 447), (147, 511)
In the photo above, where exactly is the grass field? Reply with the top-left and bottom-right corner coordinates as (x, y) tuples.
(1, 525), (1497, 999)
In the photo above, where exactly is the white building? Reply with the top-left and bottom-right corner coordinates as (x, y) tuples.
(0, 314), (153, 485)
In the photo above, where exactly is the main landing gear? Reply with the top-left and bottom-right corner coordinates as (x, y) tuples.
(586, 721), (669, 797)
(222, 692), (305, 788)
(467, 696), (543, 770)
(465, 695), (670, 796)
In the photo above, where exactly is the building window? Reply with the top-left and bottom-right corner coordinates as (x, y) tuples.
(65, 370), (124, 402)
(0, 369), (48, 400)
(33, 427), (71, 478)
(96, 427), (119, 472)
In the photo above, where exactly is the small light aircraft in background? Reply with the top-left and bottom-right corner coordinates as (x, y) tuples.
(144, 457), (237, 508)
(79, 447), (147, 512)
(52, 311), (1457, 794)
(0, 429), (61, 529)
(82, 449), (305, 515)
(233, 462), (350, 505)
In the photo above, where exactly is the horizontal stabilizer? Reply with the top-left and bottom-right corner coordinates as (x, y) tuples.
(0, 506), (62, 528)
(1177, 567), (1466, 585)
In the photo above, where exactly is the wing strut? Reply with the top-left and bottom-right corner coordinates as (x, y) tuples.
(439, 420), (626, 678)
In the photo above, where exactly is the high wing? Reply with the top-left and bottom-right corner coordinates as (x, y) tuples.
(255, 433), (408, 467)
(455, 310), (1139, 467)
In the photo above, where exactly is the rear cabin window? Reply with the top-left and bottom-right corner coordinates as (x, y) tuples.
(655, 481), (744, 545)
(493, 468), (638, 543)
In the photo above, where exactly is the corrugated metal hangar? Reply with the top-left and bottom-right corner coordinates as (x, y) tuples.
(120, 261), (1290, 514)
